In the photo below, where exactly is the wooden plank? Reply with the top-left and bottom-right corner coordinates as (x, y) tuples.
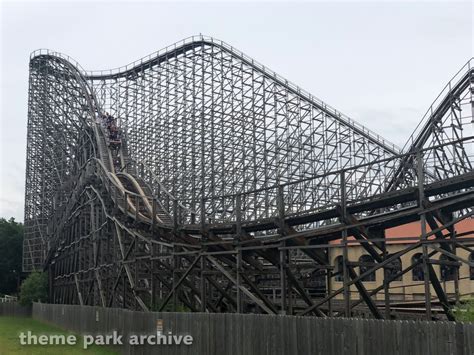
(447, 321), (456, 355)
(399, 320), (409, 355)
(313, 318), (322, 355)
(215, 313), (226, 355)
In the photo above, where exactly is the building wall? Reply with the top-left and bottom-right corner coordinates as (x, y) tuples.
(329, 243), (474, 301)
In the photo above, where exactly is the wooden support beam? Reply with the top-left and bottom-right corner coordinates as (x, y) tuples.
(158, 253), (201, 312)
(427, 263), (455, 321)
(207, 255), (277, 315)
(347, 265), (383, 319)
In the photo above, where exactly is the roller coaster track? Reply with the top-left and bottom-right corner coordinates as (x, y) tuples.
(23, 36), (473, 320)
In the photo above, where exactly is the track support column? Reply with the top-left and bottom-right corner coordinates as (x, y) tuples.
(277, 186), (287, 315)
(340, 170), (351, 317)
(417, 151), (432, 320)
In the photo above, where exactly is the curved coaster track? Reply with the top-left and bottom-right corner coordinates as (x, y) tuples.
(23, 36), (474, 320)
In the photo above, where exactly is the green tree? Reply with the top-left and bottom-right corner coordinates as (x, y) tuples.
(19, 272), (48, 306)
(453, 299), (474, 322)
(0, 217), (24, 295)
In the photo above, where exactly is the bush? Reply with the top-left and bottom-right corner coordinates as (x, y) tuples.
(19, 272), (48, 306)
(452, 299), (474, 322)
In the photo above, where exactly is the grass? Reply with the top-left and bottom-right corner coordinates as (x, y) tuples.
(0, 316), (119, 354)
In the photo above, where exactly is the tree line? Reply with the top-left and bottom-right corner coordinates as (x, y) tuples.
(0, 217), (23, 296)
(0, 217), (47, 305)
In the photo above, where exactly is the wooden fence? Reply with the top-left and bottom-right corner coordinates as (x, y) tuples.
(32, 303), (474, 355)
(0, 302), (31, 317)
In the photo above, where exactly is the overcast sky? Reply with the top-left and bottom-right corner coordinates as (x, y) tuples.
(0, 0), (473, 222)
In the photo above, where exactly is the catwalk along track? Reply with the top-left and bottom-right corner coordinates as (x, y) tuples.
(23, 36), (474, 320)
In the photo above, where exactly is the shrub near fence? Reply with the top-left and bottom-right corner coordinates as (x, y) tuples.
(32, 303), (474, 355)
(0, 302), (31, 317)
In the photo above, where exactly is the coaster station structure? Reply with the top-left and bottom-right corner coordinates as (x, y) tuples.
(23, 36), (474, 320)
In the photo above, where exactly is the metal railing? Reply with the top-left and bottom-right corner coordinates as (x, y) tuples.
(401, 58), (474, 153)
(200, 136), (473, 225)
